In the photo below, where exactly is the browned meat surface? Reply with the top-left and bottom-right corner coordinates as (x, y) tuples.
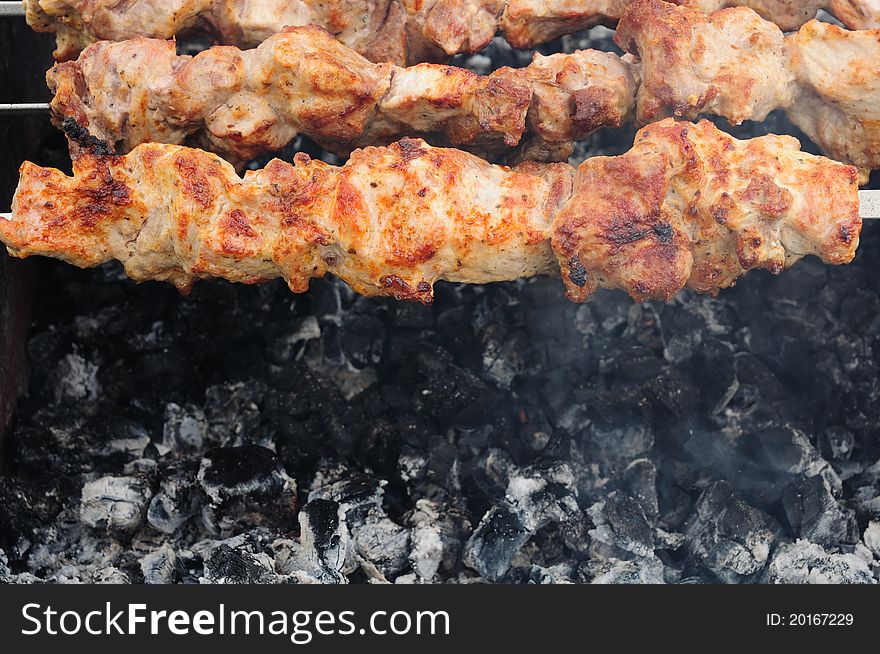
(1, 120), (860, 305)
(616, 0), (794, 125)
(552, 119), (861, 302)
(831, 0), (880, 29)
(25, 0), (507, 64)
(47, 1), (880, 175)
(25, 0), (880, 63)
(616, 0), (880, 178)
(786, 20), (880, 182)
(47, 26), (638, 163)
(499, 0), (631, 48)
(687, 1), (880, 30)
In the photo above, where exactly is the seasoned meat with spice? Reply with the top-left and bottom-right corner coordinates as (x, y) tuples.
(786, 20), (880, 182)
(47, 1), (880, 175)
(47, 26), (637, 163)
(2, 120), (860, 304)
(616, 0), (880, 178)
(499, 0), (632, 48)
(686, 0), (880, 31)
(1, 137), (570, 302)
(25, 0), (878, 63)
(552, 119), (860, 302)
(616, 0), (794, 125)
(831, 0), (880, 29)
(24, 0), (502, 64)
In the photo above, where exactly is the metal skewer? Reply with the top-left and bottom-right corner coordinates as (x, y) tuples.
(0, 103), (50, 115)
(860, 189), (880, 220)
(0, 9), (47, 115)
(4, 190), (880, 221)
(0, 2), (24, 17)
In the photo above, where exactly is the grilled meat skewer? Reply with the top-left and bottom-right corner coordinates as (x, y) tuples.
(24, 0), (880, 64)
(685, 0), (880, 32)
(619, 0), (880, 181)
(46, 1), (880, 177)
(24, 0), (500, 65)
(501, 0), (880, 45)
(0, 119), (860, 304)
(48, 25), (638, 164)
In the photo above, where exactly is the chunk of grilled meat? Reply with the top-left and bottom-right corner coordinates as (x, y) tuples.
(786, 20), (880, 180)
(2, 137), (569, 302)
(2, 119), (860, 304)
(498, 0), (632, 48)
(25, 0), (399, 62)
(25, 0), (879, 63)
(685, 1), (880, 31)
(501, 1), (880, 47)
(47, 25), (638, 164)
(553, 119), (860, 302)
(616, 0), (793, 126)
(25, 0), (509, 65)
(47, 1), (880, 175)
(617, 0), (880, 179)
(831, 0), (880, 29)
(25, 0), (626, 60)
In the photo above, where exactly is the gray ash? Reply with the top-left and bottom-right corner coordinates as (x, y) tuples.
(2, 30), (880, 586)
(3, 228), (879, 584)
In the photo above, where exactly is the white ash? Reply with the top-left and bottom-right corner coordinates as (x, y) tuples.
(54, 352), (101, 403)
(80, 476), (153, 537)
(0, 550), (41, 584)
(589, 556), (667, 585)
(684, 482), (776, 583)
(463, 454), (581, 581)
(765, 540), (875, 584)
(108, 433), (151, 458)
(293, 500), (351, 583)
(397, 448), (429, 483)
(406, 501), (447, 581)
(307, 477), (410, 579)
(863, 522), (880, 559)
(161, 403), (208, 454)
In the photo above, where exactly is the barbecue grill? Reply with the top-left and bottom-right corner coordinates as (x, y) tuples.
(1, 1), (879, 585)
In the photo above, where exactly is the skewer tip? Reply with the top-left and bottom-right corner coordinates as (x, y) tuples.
(0, 2), (25, 18)
(859, 190), (880, 221)
(0, 103), (51, 116)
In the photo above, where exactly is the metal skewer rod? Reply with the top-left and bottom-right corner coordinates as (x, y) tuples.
(0, 2), (25, 17)
(0, 103), (51, 115)
(4, 190), (880, 222)
(860, 189), (880, 220)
